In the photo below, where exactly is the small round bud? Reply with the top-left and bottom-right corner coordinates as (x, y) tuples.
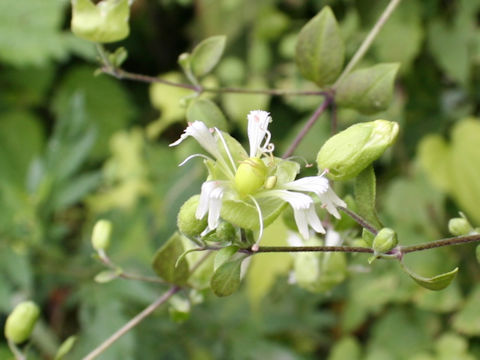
(448, 217), (473, 236)
(317, 120), (399, 181)
(215, 222), (236, 243)
(234, 157), (268, 196)
(372, 228), (398, 254)
(92, 220), (112, 251)
(71, 0), (130, 43)
(5, 301), (40, 344)
(177, 195), (207, 238)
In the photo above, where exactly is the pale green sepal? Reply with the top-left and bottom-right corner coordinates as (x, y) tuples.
(191, 36), (226, 78)
(295, 6), (345, 86)
(400, 261), (458, 291)
(335, 63), (399, 114)
(187, 99), (229, 131)
(210, 258), (243, 297)
(71, 0), (130, 43)
(317, 120), (399, 181)
(372, 228), (398, 254)
(177, 195), (207, 238)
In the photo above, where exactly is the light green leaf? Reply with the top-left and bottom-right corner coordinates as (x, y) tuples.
(54, 336), (77, 360)
(191, 35), (226, 78)
(295, 6), (344, 86)
(94, 269), (121, 284)
(214, 246), (239, 271)
(210, 258), (243, 297)
(152, 233), (190, 285)
(335, 63), (399, 114)
(328, 336), (361, 360)
(400, 261), (458, 291)
(187, 98), (229, 131)
(354, 166), (382, 232)
(418, 135), (451, 192)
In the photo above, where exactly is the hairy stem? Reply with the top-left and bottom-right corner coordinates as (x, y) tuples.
(338, 206), (378, 235)
(401, 234), (480, 254)
(82, 286), (180, 360)
(333, 0), (402, 87)
(282, 96), (333, 159)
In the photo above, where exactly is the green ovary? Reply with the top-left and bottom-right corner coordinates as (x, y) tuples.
(234, 157), (268, 196)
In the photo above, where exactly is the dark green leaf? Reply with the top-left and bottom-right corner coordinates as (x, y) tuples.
(335, 63), (399, 114)
(295, 6), (344, 86)
(210, 258), (243, 297)
(152, 233), (190, 285)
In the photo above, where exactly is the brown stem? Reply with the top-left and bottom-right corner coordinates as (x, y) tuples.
(338, 206), (378, 235)
(282, 96), (333, 159)
(401, 234), (480, 254)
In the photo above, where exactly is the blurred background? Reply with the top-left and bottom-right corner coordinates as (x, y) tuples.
(1, 0), (480, 359)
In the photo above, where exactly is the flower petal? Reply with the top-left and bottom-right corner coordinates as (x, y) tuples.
(170, 121), (221, 160)
(281, 176), (329, 196)
(196, 181), (227, 230)
(318, 187), (346, 219)
(247, 110), (271, 158)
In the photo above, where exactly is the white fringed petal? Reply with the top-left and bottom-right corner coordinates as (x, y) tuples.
(247, 110), (272, 158)
(170, 121), (221, 160)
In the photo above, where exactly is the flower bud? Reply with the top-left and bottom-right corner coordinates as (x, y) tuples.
(71, 0), (130, 43)
(234, 157), (268, 196)
(5, 301), (40, 344)
(317, 120), (399, 181)
(216, 222), (236, 243)
(177, 195), (207, 238)
(448, 217), (473, 236)
(92, 220), (112, 251)
(372, 227), (398, 254)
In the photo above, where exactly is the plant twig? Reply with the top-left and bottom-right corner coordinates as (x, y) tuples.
(333, 0), (402, 87)
(282, 96), (333, 158)
(82, 286), (180, 360)
(100, 67), (328, 97)
(8, 340), (26, 360)
(401, 234), (480, 254)
(338, 206), (378, 235)
(251, 245), (373, 254)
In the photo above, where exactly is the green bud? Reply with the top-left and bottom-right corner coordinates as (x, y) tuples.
(91, 219), (112, 251)
(234, 157), (268, 196)
(5, 301), (40, 344)
(177, 195), (208, 238)
(215, 222), (236, 243)
(71, 0), (130, 43)
(448, 217), (473, 236)
(317, 120), (399, 181)
(372, 227), (398, 254)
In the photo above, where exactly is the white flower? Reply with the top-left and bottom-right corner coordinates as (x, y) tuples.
(170, 110), (346, 243)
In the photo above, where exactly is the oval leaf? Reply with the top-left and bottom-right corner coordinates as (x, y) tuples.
(335, 63), (399, 114)
(152, 233), (190, 285)
(191, 35), (226, 78)
(187, 98), (229, 131)
(210, 259), (243, 297)
(94, 269), (121, 283)
(401, 261), (458, 291)
(295, 6), (345, 86)
(214, 246), (239, 271)
(54, 336), (77, 360)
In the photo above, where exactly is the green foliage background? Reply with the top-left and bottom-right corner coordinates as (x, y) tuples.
(1, 0), (480, 359)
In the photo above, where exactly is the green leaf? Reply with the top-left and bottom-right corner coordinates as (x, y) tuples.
(295, 6), (344, 86)
(187, 98), (229, 131)
(335, 63), (399, 114)
(400, 261), (458, 291)
(210, 258), (243, 297)
(54, 336), (77, 360)
(328, 336), (361, 360)
(152, 233), (190, 285)
(354, 166), (382, 231)
(214, 246), (239, 271)
(94, 269), (121, 284)
(191, 35), (226, 78)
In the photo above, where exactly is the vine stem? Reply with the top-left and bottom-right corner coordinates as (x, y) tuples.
(282, 95), (333, 159)
(101, 66), (328, 97)
(82, 286), (180, 360)
(333, 0), (402, 87)
(338, 206), (378, 235)
(401, 234), (480, 254)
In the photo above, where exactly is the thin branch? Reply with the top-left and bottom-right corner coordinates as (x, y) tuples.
(338, 206), (378, 235)
(282, 96), (333, 159)
(333, 0), (402, 87)
(401, 234), (480, 254)
(82, 286), (180, 360)
(100, 67), (328, 97)
(252, 245), (373, 254)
